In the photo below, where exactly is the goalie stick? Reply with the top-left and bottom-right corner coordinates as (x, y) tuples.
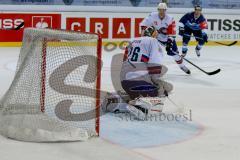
(159, 41), (221, 76)
(159, 84), (186, 114)
(0, 22), (24, 31)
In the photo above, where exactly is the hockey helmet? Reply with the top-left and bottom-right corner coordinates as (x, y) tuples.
(158, 2), (167, 10)
(194, 5), (202, 11)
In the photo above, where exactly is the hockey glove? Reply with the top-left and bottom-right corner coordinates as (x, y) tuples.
(166, 37), (174, 52)
(186, 21), (200, 30)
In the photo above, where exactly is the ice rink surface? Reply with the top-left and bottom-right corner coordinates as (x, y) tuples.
(0, 45), (240, 160)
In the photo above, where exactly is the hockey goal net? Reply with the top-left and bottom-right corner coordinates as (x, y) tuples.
(0, 28), (102, 142)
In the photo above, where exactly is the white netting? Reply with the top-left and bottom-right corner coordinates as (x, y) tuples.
(0, 28), (101, 142)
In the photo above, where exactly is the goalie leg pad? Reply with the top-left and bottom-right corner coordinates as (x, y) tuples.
(129, 96), (165, 115)
(121, 80), (159, 99)
(101, 92), (130, 113)
(160, 65), (168, 77)
(155, 80), (174, 97)
(101, 92), (165, 120)
(126, 96), (166, 120)
(100, 92), (148, 120)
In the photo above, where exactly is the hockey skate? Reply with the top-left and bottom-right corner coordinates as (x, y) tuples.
(195, 47), (201, 57)
(181, 47), (188, 57)
(180, 65), (191, 74)
(181, 52), (187, 58)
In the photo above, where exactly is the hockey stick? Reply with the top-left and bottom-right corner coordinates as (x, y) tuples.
(182, 34), (237, 47)
(159, 41), (221, 76)
(0, 22), (24, 31)
(214, 41), (237, 47)
(182, 57), (221, 75)
(161, 84), (186, 114)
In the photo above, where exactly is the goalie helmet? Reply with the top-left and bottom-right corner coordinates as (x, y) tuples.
(158, 2), (167, 10)
(143, 26), (156, 37)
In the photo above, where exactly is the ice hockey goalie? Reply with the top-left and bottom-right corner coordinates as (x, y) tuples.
(102, 26), (173, 120)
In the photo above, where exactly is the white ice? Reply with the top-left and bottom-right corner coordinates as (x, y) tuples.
(0, 45), (240, 160)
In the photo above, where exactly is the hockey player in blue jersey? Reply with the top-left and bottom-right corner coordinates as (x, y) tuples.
(179, 5), (208, 57)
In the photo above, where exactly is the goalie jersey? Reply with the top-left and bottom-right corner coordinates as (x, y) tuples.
(120, 36), (164, 82)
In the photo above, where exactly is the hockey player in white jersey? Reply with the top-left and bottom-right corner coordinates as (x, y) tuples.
(140, 2), (191, 74)
(102, 26), (173, 119)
